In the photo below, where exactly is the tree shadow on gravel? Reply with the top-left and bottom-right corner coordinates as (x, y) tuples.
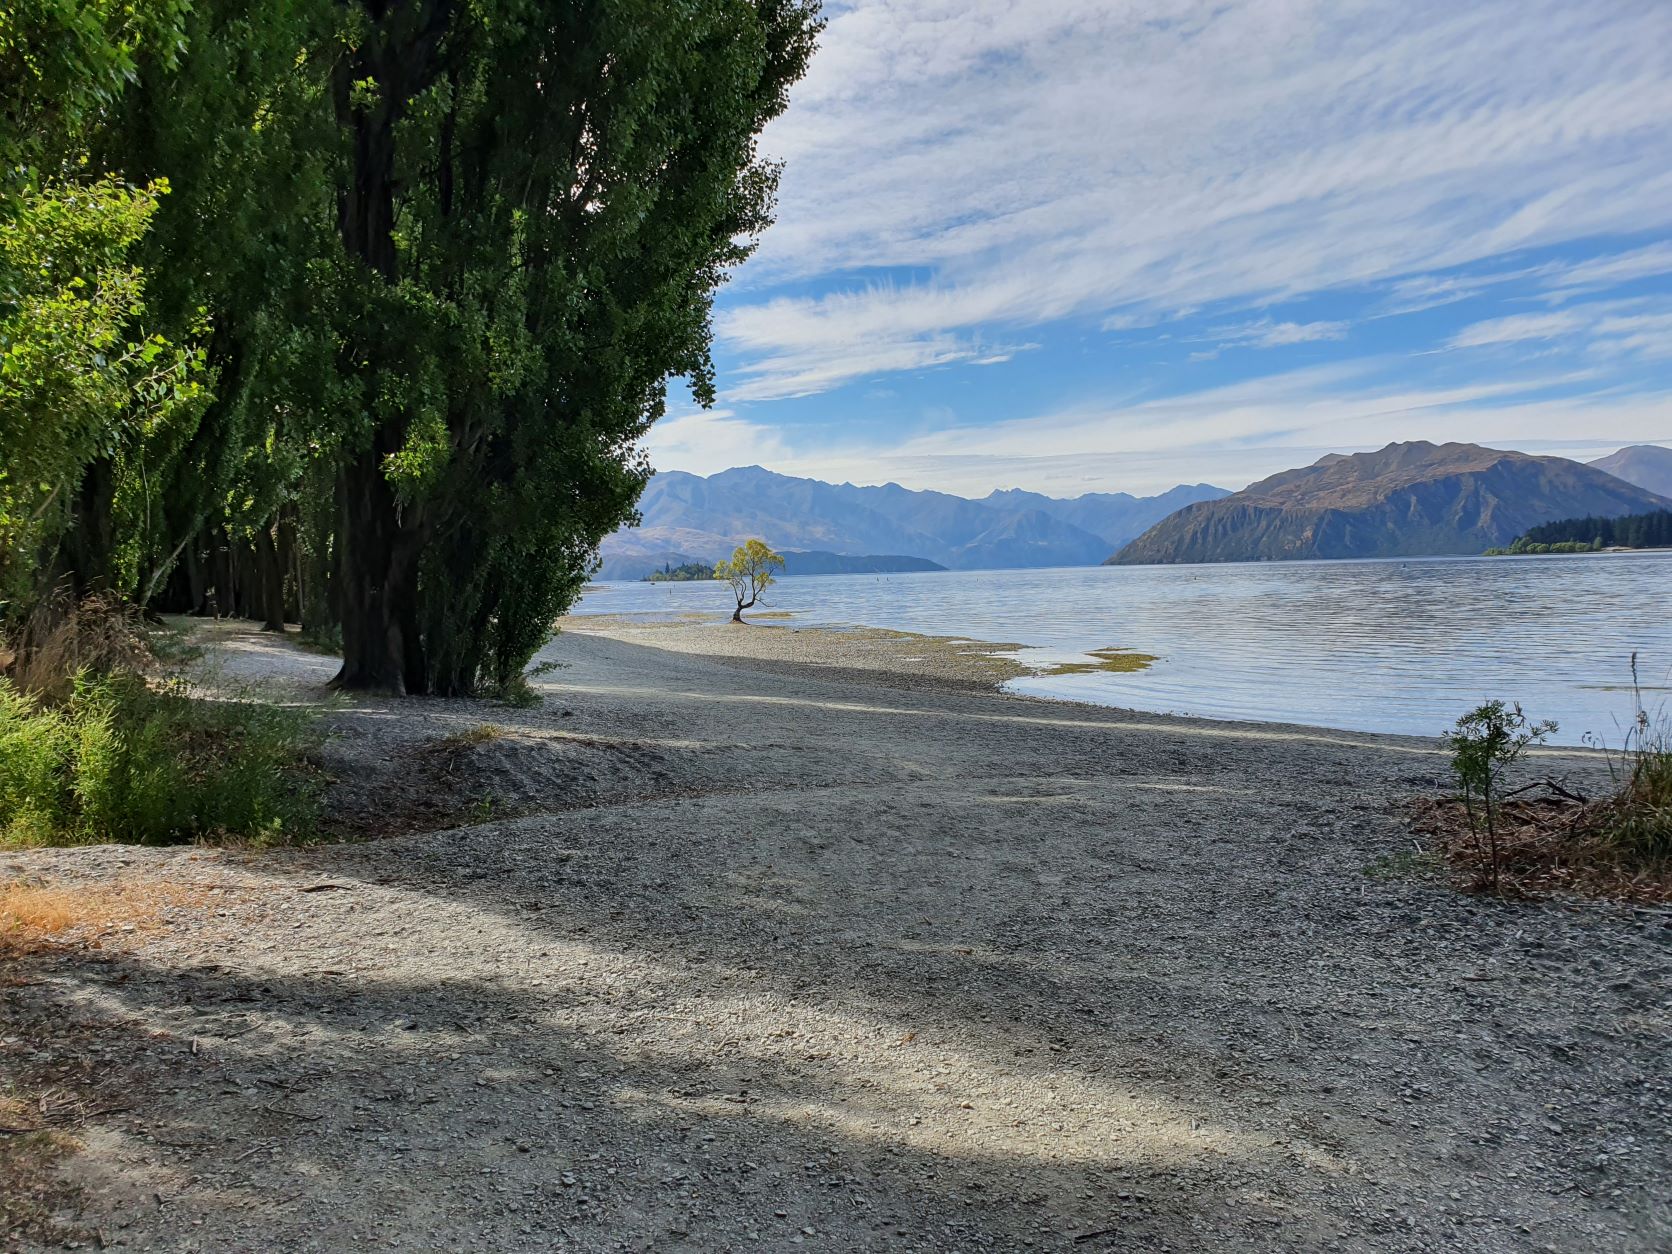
(11, 947), (1311, 1251)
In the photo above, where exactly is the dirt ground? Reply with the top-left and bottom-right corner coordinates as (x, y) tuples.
(3, 618), (1668, 1252)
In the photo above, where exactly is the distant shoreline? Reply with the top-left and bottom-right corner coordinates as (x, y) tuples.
(560, 612), (1032, 692)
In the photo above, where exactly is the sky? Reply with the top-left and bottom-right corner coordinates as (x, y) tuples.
(645, 0), (1672, 498)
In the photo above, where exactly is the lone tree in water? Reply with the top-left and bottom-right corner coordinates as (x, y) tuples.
(715, 540), (783, 623)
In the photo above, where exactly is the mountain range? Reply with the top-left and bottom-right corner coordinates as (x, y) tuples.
(1110, 441), (1672, 565)
(596, 467), (1228, 579)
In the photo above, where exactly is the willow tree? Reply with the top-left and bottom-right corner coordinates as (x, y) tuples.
(324, 0), (820, 694)
(95, 0), (345, 624)
(0, 1), (206, 611)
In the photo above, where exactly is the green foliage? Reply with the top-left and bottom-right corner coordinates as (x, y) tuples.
(0, 672), (320, 847)
(646, 562), (716, 582)
(1, 0), (823, 700)
(0, 0), (192, 172)
(1599, 727), (1672, 864)
(1489, 510), (1672, 555)
(0, 1), (210, 608)
(1443, 700), (1556, 891)
(714, 538), (785, 621)
(317, 0), (823, 693)
(0, 174), (208, 604)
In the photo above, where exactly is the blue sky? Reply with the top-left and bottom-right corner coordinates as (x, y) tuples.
(646, 0), (1672, 497)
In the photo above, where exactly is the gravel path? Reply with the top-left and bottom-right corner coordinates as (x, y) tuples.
(3, 619), (1669, 1252)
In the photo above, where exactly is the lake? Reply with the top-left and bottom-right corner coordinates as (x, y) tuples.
(572, 552), (1672, 746)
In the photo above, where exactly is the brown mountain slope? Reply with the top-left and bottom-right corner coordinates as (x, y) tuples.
(1109, 441), (1672, 564)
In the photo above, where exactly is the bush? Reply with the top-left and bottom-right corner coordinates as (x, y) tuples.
(1443, 700), (1556, 892)
(1598, 731), (1672, 864)
(0, 672), (320, 847)
(1589, 657), (1672, 865)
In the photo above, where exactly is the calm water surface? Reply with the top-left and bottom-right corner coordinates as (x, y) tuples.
(573, 552), (1672, 745)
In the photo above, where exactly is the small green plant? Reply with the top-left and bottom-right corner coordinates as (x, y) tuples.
(295, 623), (343, 657)
(485, 675), (542, 707)
(1443, 700), (1557, 893)
(146, 621), (205, 668)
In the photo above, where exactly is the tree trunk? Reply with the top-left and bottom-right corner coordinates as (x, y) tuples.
(59, 456), (119, 598)
(332, 449), (425, 694)
(254, 524), (286, 632)
(325, 3), (453, 693)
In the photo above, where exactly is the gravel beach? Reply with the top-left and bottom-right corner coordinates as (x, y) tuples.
(3, 615), (1668, 1252)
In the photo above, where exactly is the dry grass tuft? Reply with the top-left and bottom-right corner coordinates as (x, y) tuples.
(2, 590), (154, 704)
(439, 722), (509, 748)
(0, 878), (207, 956)
(1414, 790), (1672, 904)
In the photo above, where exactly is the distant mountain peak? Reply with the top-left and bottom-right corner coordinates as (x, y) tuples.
(1588, 444), (1672, 500)
(1111, 442), (1672, 566)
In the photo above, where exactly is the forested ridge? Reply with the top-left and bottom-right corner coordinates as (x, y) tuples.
(1, 0), (820, 694)
(1507, 509), (1672, 552)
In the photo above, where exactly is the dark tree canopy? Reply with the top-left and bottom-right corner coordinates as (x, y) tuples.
(0, 0), (822, 696)
(1514, 510), (1672, 551)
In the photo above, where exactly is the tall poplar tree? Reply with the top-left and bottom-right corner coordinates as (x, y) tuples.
(323, 0), (820, 694)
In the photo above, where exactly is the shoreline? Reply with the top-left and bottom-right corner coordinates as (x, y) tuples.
(560, 610), (1034, 693)
(559, 611), (1604, 758)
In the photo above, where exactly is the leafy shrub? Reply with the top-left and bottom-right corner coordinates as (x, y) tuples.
(295, 622), (343, 657)
(1443, 700), (1556, 892)
(0, 672), (320, 847)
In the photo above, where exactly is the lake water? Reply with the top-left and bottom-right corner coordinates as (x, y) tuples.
(572, 552), (1672, 746)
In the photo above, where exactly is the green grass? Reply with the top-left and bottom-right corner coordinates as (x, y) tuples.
(438, 722), (508, 749)
(1364, 847), (1442, 880)
(0, 672), (321, 848)
(146, 621), (205, 668)
(1596, 729), (1672, 866)
(294, 623), (343, 657)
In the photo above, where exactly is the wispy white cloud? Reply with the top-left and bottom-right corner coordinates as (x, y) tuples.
(640, 408), (792, 477)
(715, 0), (1672, 398)
(1100, 311), (1166, 332)
(1450, 296), (1672, 359)
(1375, 266), (1548, 316)
(654, 365), (1672, 497)
(718, 281), (1042, 399)
(1449, 311), (1592, 349)
(1214, 319), (1351, 349)
(1541, 241), (1672, 299)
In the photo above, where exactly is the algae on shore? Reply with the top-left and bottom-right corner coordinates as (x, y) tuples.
(1034, 647), (1158, 678)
